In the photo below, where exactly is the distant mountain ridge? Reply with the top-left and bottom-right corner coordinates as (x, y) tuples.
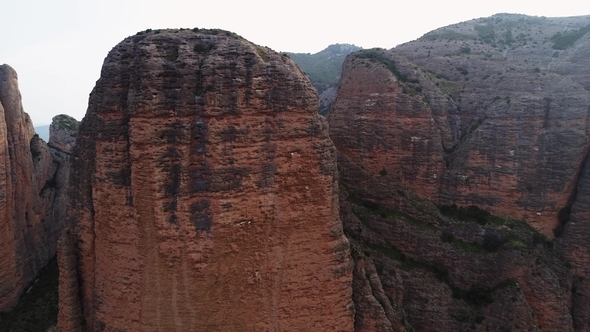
(35, 124), (50, 142)
(287, 43), (361, 115)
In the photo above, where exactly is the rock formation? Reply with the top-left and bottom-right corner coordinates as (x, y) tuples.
(395, 14), (590, 237)
(57, 29), (353, 331)
(332, 14), (590, 237)
(0, 65), (68, 311)
(48, 114), (79, 153)
(287, 44), (362, 115)
(329, 14), (590, 331)
(337, 162), (573, 331)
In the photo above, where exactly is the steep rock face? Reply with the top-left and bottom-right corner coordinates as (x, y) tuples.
(329, 14), (590, 331)
(561, 153), (590, 331)
(49, 114), (79, 153)
(58, 29), (353, 331)
(337, 158), (573, 332)
(329, 49), (454, 200)
(0, 65), (67, 311)
(393, 13), (590, 237)
(332, 14), (590, 238)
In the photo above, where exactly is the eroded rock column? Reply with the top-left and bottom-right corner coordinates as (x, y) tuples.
(0, 65), (67, 311)
(58, 30), (353, 331)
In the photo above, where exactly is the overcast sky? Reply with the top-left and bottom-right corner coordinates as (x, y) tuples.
(1, 0), (589, 126)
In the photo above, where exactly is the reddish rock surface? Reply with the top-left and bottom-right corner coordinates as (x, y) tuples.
(331, 25), (590, 238)
(337, 158), (573, 332)
(0, 65), (67, 311)
(328, 49), (452, 201)
(392, 14), (590, 237)
(58, 29), (353, 331)
(329, 14), (590, 331)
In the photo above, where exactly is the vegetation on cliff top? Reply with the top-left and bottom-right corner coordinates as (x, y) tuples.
(417, 13), (590, 51)
(356, 48), (418, 83)
(287, 44), (361, 95)
(136, 27), (243, 40)
(551, 23), (590, 49)
(53, 114), (79, 136)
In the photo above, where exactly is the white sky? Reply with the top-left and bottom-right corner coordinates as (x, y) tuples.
(1, 0), (589, 126)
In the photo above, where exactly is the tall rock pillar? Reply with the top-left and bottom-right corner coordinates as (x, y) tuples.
(58, 30), (354, 331)
(0, 64), (66, 311)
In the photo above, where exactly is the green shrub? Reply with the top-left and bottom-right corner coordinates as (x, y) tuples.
(475, 24), (496, 44)
(432, 262), (450, 283)
(419, 29), (475, 42)
(438, 204), (491, 225)
(482, 233), (505, 252)
(464, 283), (494, 306)
(441, 231), (455, 243)
(356, 49), (419, 84)
(502, 29), (515, 45)
(362, 200), (380, 211)
(460, 45), (472, 54)
(532, 231), (548, 246)
(456, 67), (469, 76)
(551, 24), (590, 50)
(166, 49), (179, 61)
(193, 43), (207, 53)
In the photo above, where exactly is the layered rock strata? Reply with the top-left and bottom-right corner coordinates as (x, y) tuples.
(338, 161), (573, 331)
(0, 65), (67, 311)
(58, 29), (353, 331)
(331, 17), (590, 237)
(329, 14), (590, 331)
(393, 14), (590, 237)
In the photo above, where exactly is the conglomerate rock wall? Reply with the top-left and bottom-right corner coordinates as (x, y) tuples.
(395, 15), (590, 238)
(329, 14), (590, 331)
(57, 29), (354, 331)
(0, 65), (68, 312)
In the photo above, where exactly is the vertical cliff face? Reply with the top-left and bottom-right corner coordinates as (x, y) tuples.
(561, 154), (590, 330)
(329, 14), (590, 332)
(392, 14), (590, 237)
(0, 65), (67, 311)
(58, 29), (353, 331)
(337, 168), (573, 332)
(329, 49), (454, 200)
(331, 20), (590, 238)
